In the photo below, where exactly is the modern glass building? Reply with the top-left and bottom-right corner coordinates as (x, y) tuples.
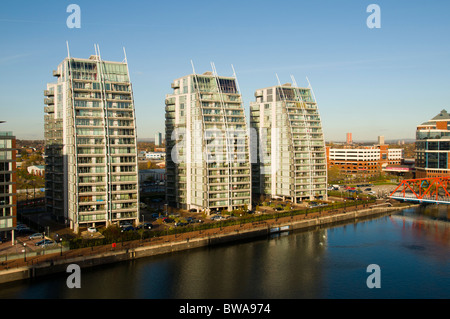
(165, 70), (252, 213)
(415, 109), (450, 178)
(0, 127), (16, 242)
(44, 52), (140, 232)
(250, 82), (327, 203)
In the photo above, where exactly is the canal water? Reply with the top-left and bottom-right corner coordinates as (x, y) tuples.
(0, 206), (448, 299)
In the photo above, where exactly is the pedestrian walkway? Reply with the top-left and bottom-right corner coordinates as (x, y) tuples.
(0, 201), (386, 272)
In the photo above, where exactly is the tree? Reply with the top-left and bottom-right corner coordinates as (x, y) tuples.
(328, 166), (341, 183)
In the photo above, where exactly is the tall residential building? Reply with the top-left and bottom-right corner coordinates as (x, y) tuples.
(346, 133), (352, 144)
(155, 132), (162, 146)
(250, 82), (327, 203)
(415, 109), (450, 178)
(165, 71), (252, 213)
(0, 125), (16, 242)
(44, 51), (140, 232)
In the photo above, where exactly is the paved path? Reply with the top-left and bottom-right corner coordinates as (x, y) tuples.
(0, 201), (389, 271)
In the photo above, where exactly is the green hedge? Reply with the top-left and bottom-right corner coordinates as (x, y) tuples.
(68, 199), (376, 250)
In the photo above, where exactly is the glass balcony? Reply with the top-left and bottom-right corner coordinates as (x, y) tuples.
(44, 97), (54, 105)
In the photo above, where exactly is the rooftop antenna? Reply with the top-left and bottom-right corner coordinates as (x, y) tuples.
(96, 44), (102, 62)
(290, 75), (298, 88)
(306, 76), (317, 102)
(94, 43), (98, 60)
(231, 64), (241, 93)
(210, 61), (218, 76)
(275, 73), (282, 87)
(123, 47), (128, 64)
(190, 60), (196, 75)
(66, 40), (71, 59)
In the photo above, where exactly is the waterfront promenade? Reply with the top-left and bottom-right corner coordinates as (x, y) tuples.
(0, 200), (416, 284)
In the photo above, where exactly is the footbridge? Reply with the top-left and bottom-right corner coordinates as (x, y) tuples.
(389, 176), (450, 204)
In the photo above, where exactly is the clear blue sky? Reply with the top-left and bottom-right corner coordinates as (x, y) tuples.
(1, 0), (449, 142)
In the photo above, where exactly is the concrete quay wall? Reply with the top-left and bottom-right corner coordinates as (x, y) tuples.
(0, 205), (415, 285)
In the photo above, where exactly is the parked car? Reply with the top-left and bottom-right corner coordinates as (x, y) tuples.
(364, 188), (372, 191)
(162, 217), (174, 223)
(185, 217), (193, 223)
(151, 213), (160, 219)
(175, 222), (187, 227)
(122, 226), (135, 232)
(137, 223), (153, 230)
(16, 224), (31, 232)
(29, 233), (44, 240)
(87, 227), (97, 233)
(35, 239), (54, 247)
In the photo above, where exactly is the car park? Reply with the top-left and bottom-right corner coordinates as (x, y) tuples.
(29, 233), (44, 240)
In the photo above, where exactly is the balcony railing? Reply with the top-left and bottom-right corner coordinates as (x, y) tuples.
(44, 98), (54, 105)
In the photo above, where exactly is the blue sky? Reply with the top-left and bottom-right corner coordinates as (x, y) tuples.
(1, 0), (449, 142)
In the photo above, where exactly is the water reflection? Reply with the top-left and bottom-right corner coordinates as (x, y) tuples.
(0, 207), (448, 299)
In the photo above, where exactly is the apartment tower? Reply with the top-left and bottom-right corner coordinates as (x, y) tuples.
(165, 69), (252, 213)
(0, 124), (16, 242)
(250, 81), (327, 203)
(44, 50), (139, 232)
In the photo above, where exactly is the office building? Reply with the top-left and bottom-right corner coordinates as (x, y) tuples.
(0, 125), (16, 242)
(250, 82), (327, 203)
(327, 145), (404, 178)
(415, 109), (450, 178)
(165, 70), (252, 213)
(44, 51), (140, 232)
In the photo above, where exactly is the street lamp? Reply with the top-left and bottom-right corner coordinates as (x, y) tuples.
(23, 243), (26, 262)
(60, 238), (63, 256)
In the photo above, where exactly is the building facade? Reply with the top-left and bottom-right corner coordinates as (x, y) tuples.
(250, 83), (327, 203)
(44, 53), (140, 232)
(165, 71), (252, 213)
(415, 109), (450, 178)
(155, 132), (162, 146)
(327, 145), (404, 178)
(0, 129), (16, 242)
